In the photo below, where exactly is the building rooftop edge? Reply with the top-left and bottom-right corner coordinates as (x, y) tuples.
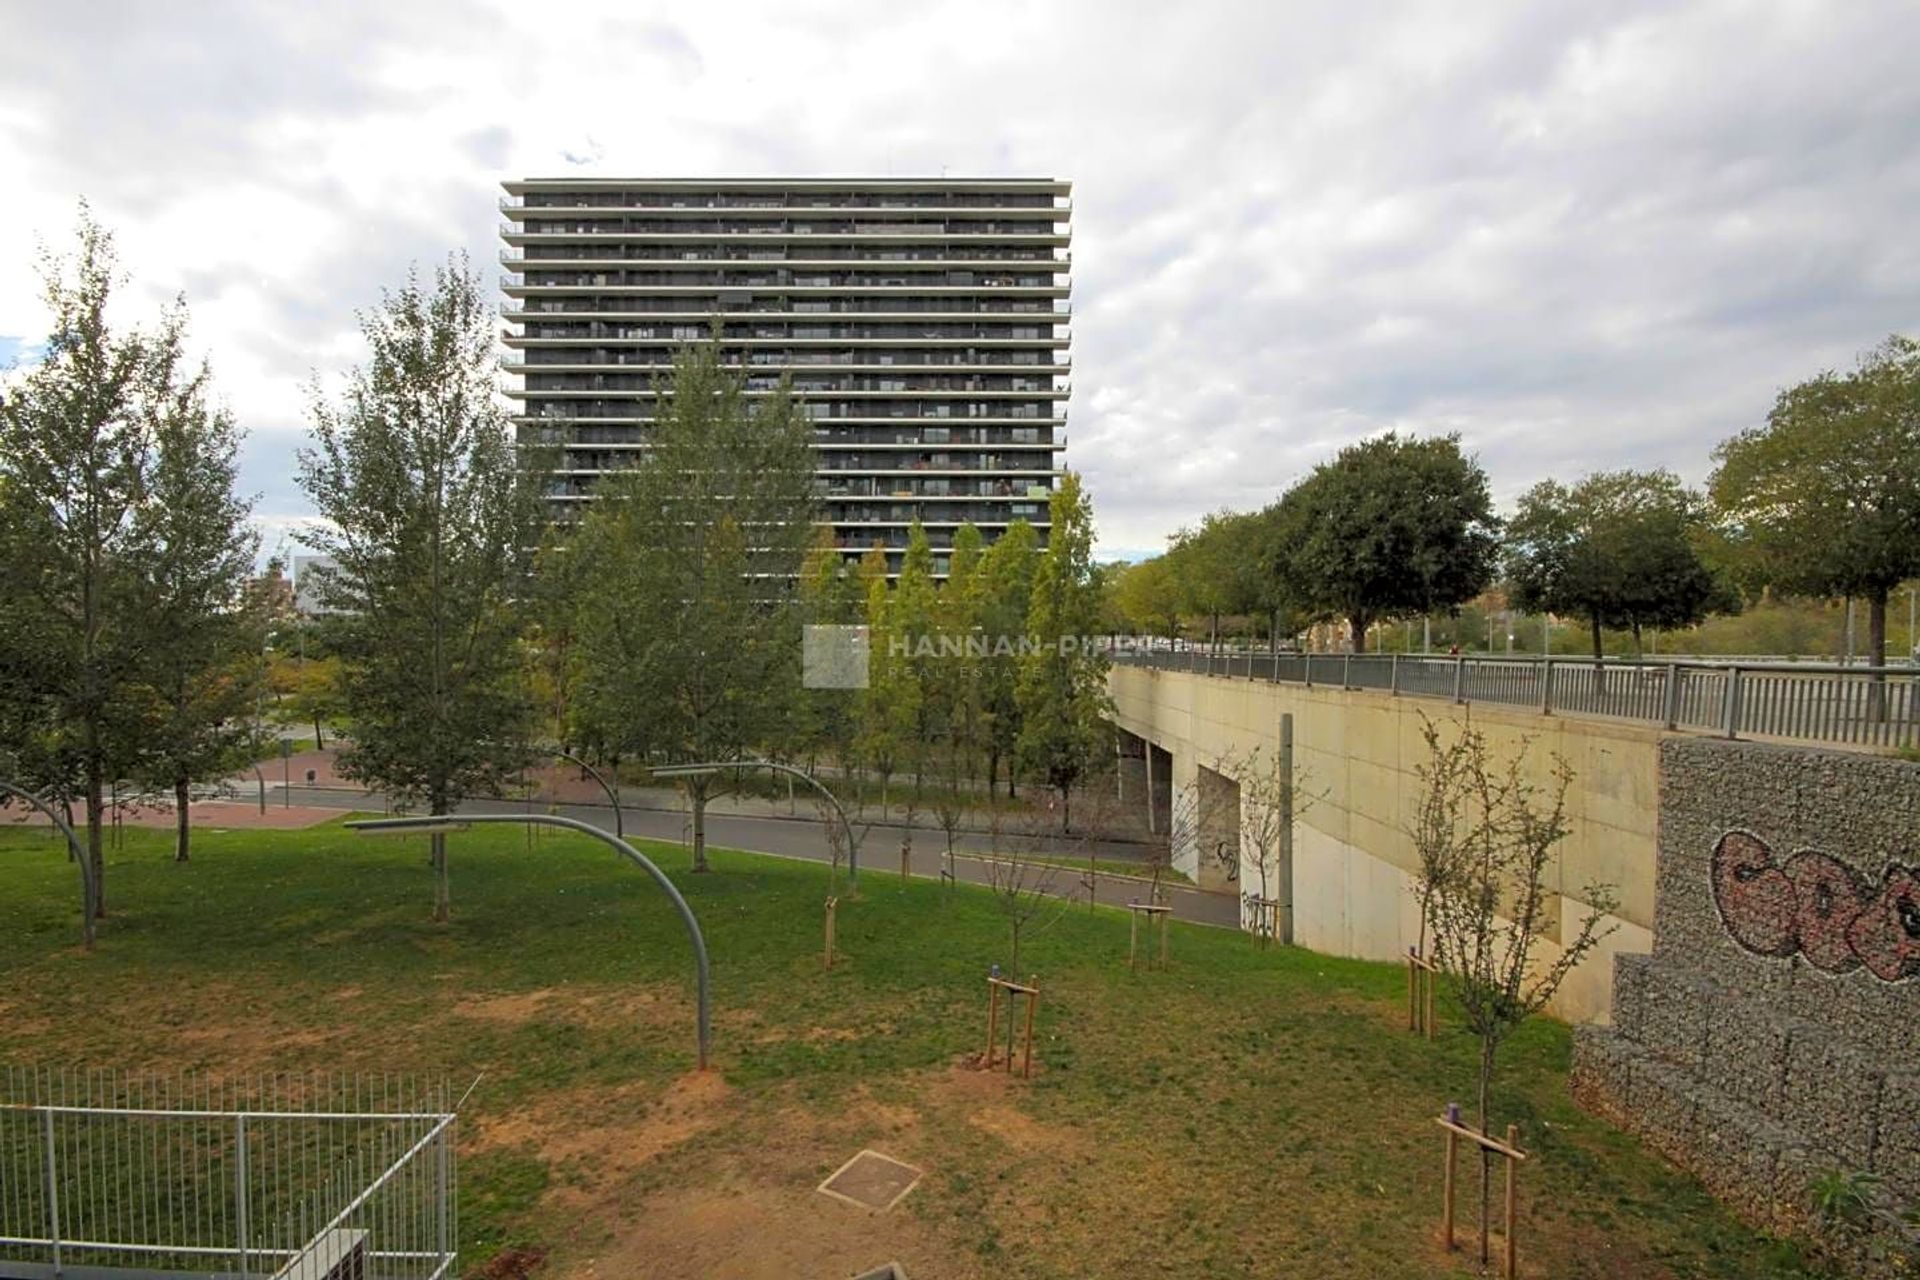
(503, 177), (1071, 192)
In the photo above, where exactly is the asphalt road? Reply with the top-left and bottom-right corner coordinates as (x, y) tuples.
(277, 784), (1242, 930)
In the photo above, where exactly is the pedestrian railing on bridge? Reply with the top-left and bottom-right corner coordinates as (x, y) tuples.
(1112, 648), (1919, 750)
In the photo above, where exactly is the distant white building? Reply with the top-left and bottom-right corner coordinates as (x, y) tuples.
(292, 554), (340, 616)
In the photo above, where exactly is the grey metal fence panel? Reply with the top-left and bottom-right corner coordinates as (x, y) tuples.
(1109, 649), (1918, 751)
(0, 1067), (457, 1280)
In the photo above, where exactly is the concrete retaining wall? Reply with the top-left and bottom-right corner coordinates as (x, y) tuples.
(1109, 665), (1659, 1024)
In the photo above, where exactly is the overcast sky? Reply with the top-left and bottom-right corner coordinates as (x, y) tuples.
(2, 0), (1916, 560)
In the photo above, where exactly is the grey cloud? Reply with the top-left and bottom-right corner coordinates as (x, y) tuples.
(3, 0), (1917, 558)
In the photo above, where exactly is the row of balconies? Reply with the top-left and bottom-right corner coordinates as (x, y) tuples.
(507, 322), (1067, 345)
(815, 457), (1057, 477)
(537, 426), (1052, 445)
(504, 280), (1069, 300)
(501, 247), (1065, 266)
(509, 270), (1061, 290)
(503, 193), (1065, 213)
(519, 376), (1065, 396)
(511, 352), (1063, 370)
(520, 371), (1060, 392)
(505, 299), (1069, 319)
(500, 222), (1068, 243)
(818, 480), (1049, 499)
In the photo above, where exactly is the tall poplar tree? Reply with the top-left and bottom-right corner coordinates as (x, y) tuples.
(567, 337), (816, 870)
(977, 518), (1039, 798)
(1016, 473), (1112, 830)
(298, 257), (547, 920)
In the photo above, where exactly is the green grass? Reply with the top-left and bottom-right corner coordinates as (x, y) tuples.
(0, 821), (1827, 1279)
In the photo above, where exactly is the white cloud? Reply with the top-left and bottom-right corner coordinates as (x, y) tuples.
(2, 0), (1916, 558)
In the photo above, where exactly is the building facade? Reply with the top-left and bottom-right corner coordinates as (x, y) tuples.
(498, 177), (1071, 574)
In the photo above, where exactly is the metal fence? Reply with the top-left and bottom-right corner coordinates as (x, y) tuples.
(1113, 649), (1920, 750)
(0, 1068), (456, 1280)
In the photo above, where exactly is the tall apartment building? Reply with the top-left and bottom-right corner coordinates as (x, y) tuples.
(498, 177), (1071, 574)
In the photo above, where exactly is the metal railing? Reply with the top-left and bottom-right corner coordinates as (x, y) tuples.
(0, 1068), (456, 1279)
(1113, 648), (1920, 749)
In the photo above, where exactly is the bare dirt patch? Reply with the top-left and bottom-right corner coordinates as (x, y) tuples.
(451, 984), (682, 1030)
(563, 1181), (979, 1280)
(474, 1070), (731, 1207)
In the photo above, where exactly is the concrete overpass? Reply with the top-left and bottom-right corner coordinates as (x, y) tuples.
(1110, 661), (1664, 1024)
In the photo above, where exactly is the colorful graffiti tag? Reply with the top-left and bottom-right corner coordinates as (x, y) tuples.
(1711, 830), (1920, 983)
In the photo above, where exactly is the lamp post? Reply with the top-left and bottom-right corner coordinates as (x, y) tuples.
(542, 744), (624, 840)
(653, 759), (861, 888)
(0, 779), (96, 948)
(345, 812), (712, 1070)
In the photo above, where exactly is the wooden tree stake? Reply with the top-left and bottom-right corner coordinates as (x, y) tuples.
(1435, 1111), (1527, 1277)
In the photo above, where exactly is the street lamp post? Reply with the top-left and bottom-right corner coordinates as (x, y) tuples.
(0, 779), (97, 949)
(653, 759), (861, 888)
(542, 745), (624, 840)
(346, 812), (712, 1070)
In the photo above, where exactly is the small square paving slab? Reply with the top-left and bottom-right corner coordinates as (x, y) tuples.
(818, 1149), (925, 1212)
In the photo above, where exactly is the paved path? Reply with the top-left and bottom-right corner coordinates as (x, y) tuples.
(275, 784), (1242, 931)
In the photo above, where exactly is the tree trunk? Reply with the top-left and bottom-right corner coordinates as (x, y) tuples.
(1349, 614), (1367, 655)
(1061, 784), (1072, 833)
(1478, 1037), (1496, 1265)
(174, 776), (191, 863)
(1870, 590), (1890, 721)
(1869, 590), (1889, 669)
(313, 714), (325, 751)
(1590, 611), (1608, 697)
(690, 782), (710, 872)
(86, 762), (106, 919)
(430, 829), (450, 922)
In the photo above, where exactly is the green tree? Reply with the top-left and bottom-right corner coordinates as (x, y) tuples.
(1506, 469), (1734, 660)
(1112, 555), (1181, 642)
(792, 525), (862, 772)
(938, 522), (987, 776)
(1016, 473), (1112, 830)
(0, 206), (214, 915)
(1169, 510), (1265, 651)
(1268, 432), (1499, 652)
(297, 257), (548, 920)
(977, 518), (1040, 798)
(856, 544), (917, 818)
(1413, 719), (1617, 1266)
(128, 367), (263, 862)
(1711, 335), (1920, 667)
(281, 655), (346, 749)
(568, 336), (816, 870)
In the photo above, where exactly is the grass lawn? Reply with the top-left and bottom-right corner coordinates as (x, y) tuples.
(0, 821), (1827, 1279)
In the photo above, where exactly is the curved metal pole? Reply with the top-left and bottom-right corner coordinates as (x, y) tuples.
(544, 745), (622, 840)
(344, 812), (711, 1069)
(661, 759), (859, 887)
(0, 779), (97, 949)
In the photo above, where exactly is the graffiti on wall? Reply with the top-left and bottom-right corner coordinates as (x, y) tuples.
(1711, 830), (1920, 983)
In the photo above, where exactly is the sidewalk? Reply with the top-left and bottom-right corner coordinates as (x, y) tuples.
(253, 749), (1162, 850)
